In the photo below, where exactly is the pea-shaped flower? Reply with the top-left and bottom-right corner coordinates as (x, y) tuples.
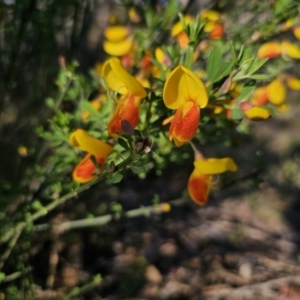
(188, 157), (237, 205)
(102, 58), (147, 137)
(163, 65), (208, 146)
(70, 129), (113, 183)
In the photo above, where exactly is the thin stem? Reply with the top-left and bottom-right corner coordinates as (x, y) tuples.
(64, 274), (102, 299)
(0, 155), (133, 249)
(35, 198), (187, 232)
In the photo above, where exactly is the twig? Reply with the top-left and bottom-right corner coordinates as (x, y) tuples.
(0, 155), (133, 270)
(63, 274), (102, 299)
(35, 198), (187, 233)
(0, 268), (32, 284)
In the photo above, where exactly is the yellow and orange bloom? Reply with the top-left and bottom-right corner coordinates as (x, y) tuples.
(107, 93), (141, 138)
(70, 129), (113, 183)
(171, 15), (192, 48)
(102, 58), (146, 137)
(168, 101), (200, 147)
(257, 41), (282, 59)
(188, 157), (237, 205)
(200, 10), (224, 40)
(163, 65), (208, 146)
(258, 41), (300, 59)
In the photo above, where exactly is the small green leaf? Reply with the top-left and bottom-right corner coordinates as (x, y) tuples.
(131, 165), (146, 174)
(213, 62), (233, 82)
(236, 80), (256, 102)
(118, 138), (130, 150)
(237, 45), (245, 63)
(231, 107), (244, 120)
(248, 58), (268, 75)
(111, 172), (123, 184)
(230, 41), (237, 64)
(45, 97), (55, 108)
(207, 46), (222, 83)
(0, 272), (6, 283)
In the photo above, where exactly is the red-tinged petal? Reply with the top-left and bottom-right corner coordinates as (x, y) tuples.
(72, 154), (105, 183)
(250, 87), (269, 106)
(188, 169), (211, 205)
(169, 101), (200, 147)
(177, 31), (189, 48)
(209, 23), (224, 40)
(108, 93), (141, 138)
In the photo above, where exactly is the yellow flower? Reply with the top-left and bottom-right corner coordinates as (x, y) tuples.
(102, 58), (147, 138)
(103, 25), (133, 56)
(104, 26), (129, 42)
(243, 106), (270, 121)
(257, 41), (282, 59)
(171, 15), (192, 48)
(102, 57), (146, 98)
(107, 93), (141, 138)
(188, 157), (237, 205)
(70, 129), (113, 183)
(103, 39), (133, 57)
(163, 65), (208, 109)
(281, 41), (300, 59)
(163, 65), (208, 146)
(266, 79), (286, 105)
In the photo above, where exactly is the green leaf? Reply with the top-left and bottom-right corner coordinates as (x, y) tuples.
(237, 45), (245, 63)
(45, 97), (55, 108)
(207, 46), (222, 83)
(231, 107), (244, 120)
(236, 80), (256, 102)
(131, 165), (146, 174)
(213, 62), (233, 82)
(111, 172), (123, 184)
(248, 58), (268, 75)
(118, 138), (130, 150)
(230, 41), (237, 64)
(275, 0), (293, 14)
(0, 272), (6, 283)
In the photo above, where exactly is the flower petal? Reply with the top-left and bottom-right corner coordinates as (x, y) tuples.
(70, 129), (113, 158)
(103, 39), (133, 57)
(102, 58), (146, 98)
(188, 169), (211, 205)
(72, 153), (105, 183)
(266, 79), (286, 105)
(108, 93), (141, 138)
(244, 106), (270, 121)
(104, 26), (129, 42)
(194, 157), (237, 174)
(257, 42), (282, 59)
(163, 65), (208, 109)
(286, 76), (300, 90)
(169, 101), (199, 147)
(281, 41), (300, 59)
